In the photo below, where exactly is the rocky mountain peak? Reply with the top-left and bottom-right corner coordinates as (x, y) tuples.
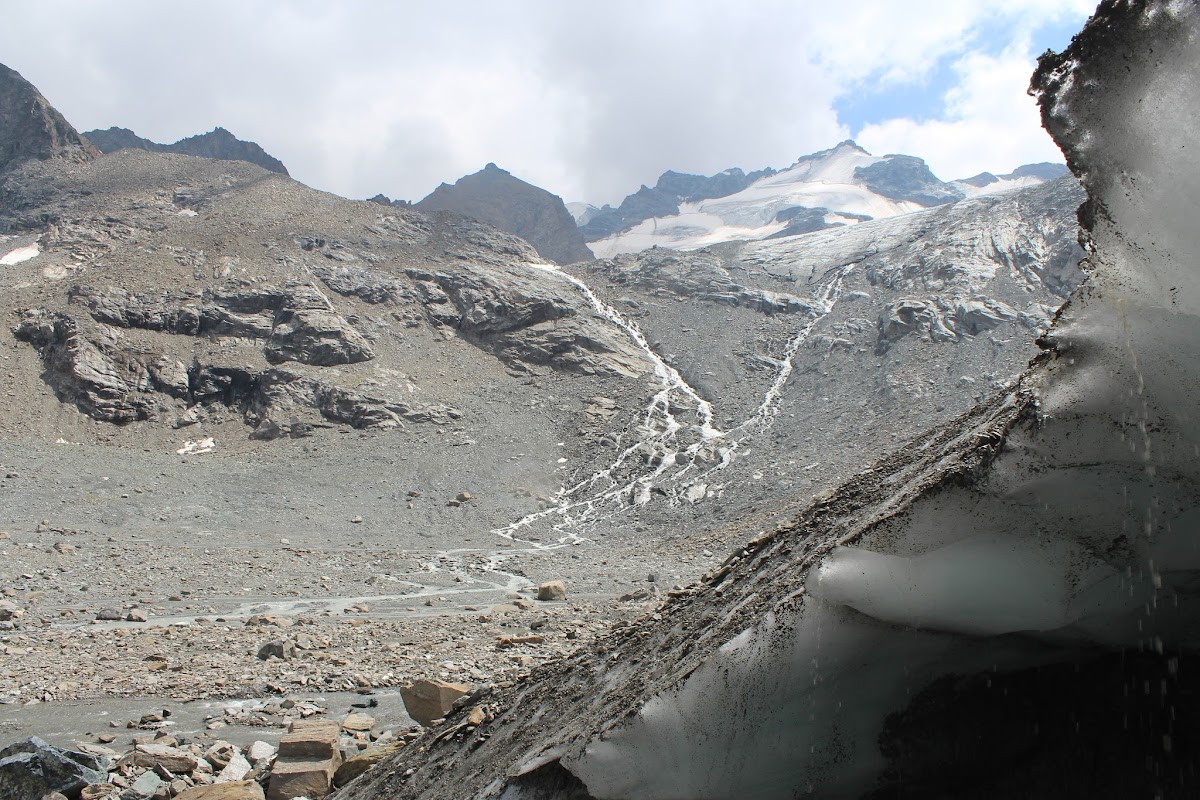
(81, 124), (289, 175)
(0, 63), (98, 174)
(415, 163), (594, 265)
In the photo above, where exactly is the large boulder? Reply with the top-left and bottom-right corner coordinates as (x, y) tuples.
(0, 737), (109, 800)
(400, 679), (470, 726)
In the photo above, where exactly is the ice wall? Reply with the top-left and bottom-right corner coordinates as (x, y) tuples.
(565, 2), (1200, 796)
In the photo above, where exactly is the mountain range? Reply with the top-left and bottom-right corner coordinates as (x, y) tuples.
(82, 125), (289, 175)
(3, 6), (1192, 794)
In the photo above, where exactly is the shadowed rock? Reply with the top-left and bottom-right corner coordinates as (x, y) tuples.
(0, 63), (98, 174)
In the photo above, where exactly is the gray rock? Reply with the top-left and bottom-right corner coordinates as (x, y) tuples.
(119, 769), (163, 800)
(257, 639), (297, 661)
(0, 737), (109, 800)
(405, 265), (649, 377)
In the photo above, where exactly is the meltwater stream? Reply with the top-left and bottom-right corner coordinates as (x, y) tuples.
(490, 262), (855, 549)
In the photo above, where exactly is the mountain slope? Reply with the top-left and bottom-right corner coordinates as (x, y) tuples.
(82, 125), (289, 175)
(586, 143), (1069, 257)
(578, 165), (777, 241)
(0, 64), (98, 174)
(415, 162), (594, 265)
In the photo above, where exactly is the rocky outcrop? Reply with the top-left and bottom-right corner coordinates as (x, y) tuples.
(877, 296), (1032, 345)
(12, 309), (455, 431)
(416, 163), (593, 265)
(0, 63), (98, 174)
(75, 282), (374, 366)
(576, 248), (814, 315)
(82, 126), (289, 175)
(404, 265), (648, 377)
(854, 154), (964, 206)
(12, 309), (171, 423)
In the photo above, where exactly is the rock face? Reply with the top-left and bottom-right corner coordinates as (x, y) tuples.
(416, 163), (593, 265)
(853, 154), (964, 206)
(82, 126), (288, 175)
(0, 63), (98, 174)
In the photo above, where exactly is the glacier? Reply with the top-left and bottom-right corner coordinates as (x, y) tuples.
(337, 2), (1200, 798)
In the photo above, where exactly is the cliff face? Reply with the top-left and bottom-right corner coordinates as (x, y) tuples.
(416, 163), (594, 265)
(82, 125), (289, 175)
(0, 64), (98, 174)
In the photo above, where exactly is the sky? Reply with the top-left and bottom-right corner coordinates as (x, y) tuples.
(0, 1), (1095, 207)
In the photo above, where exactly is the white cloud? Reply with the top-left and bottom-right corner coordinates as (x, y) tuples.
(855, 41), (1069, 180)
(0, 1), (1097, 204)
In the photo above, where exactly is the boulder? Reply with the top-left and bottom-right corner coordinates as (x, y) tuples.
(537, 580), (567, 601)
(399, 679), (470, 726)
(214, 752), (251, 783)
(0, 737), (108, 800)
(256, 639), (296, 661)
(119, 770), (162, 799)
(340, 713), (374, 732)
(266, 758), (337, 800)
(276, 720), (340, 761)
(123, 743), (200, 774)
(333, 742), (403, 788)
(174, 782), (264, 800)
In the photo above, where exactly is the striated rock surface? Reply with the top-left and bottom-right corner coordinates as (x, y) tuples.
(0, 63), (98, 174)
(416, 163), (593, 265)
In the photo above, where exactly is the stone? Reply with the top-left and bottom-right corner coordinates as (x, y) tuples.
(81, 785), (120, 800)
(121, 770), (162, 799)
(256, 639), (296, 661)
(245, 741), (275, 763)
(126, 608), (148, 623)
(174, 782), (265, 800)
(276, 720), (340, 761)
(95, 608), (124, 621)
(399, 679), (470, 727)
(341, 712), (375, 732)
(214, 752), (251, 783)
(0, 737), (108, 799)
(536, 580), (567, 601)
(124, 743), (200, 774)
(203, 742), (237, 770)
(332, 742), (403, 788)
(266, 759), (336, 800)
